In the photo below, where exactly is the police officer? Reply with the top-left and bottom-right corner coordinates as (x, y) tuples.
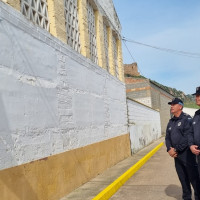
(165, 97), (200, 200)
(189, 87), (200, 174)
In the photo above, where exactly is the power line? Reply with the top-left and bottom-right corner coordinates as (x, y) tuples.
(122, 39), (135, 62)
(122, 37), (200, 58)
(122, 39), (144, 76)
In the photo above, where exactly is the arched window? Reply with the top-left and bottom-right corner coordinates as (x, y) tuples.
(103, 21), (109, 71)
(112, 33), (119, 77)
(64, 0), (81, 52)
(21, 0), (49, 31)
(87, 0), (98, 64)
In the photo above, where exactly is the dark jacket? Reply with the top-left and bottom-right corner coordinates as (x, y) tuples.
(166, 112), (192, 152)
(188, 109), (200, 147)
(165, 112), (195, 165)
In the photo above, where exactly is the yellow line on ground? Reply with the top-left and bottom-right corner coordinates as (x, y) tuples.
(92, 142), (164, 200)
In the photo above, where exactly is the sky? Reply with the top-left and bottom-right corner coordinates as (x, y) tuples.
(112, 0), (200, 95)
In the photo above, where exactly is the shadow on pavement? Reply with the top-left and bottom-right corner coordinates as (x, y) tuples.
(165, 184), (182, 200)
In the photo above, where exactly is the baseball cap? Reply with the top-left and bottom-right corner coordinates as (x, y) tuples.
(192, 86), (200, 95)
(168, 98), (184, 106)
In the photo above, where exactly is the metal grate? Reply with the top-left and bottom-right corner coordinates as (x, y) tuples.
(64, 0), (81, 52)
(87, 0), (98, 64)
(113, 35), (119, 77)
(103, 22), (109, 71)
(21, 0), (49, 31)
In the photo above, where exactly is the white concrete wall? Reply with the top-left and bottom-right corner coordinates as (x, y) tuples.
(97, 0), (121, 33)
(183, 107), (198, 117)
(134, 97), (152, 108)
(0, 1), (128, 170)
(127, 99), (161, 153)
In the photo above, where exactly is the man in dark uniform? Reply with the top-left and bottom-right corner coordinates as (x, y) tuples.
(165, 97), (200, 200)
(189, 87), (200, 174)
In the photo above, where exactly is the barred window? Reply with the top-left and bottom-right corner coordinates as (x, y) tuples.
(103, 22), (109, 71)
(21, 0), (49, 31)
(87, 1), (98, 64)
(113, 34), (119, 77)
(64, 0), (81, 52)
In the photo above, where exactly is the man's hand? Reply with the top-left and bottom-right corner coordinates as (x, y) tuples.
(190, 145), (200, 155)
(168, 147), (178, 158)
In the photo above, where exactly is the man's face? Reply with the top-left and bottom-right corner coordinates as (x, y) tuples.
(170, 104), (182, 114)
(196, 94), (200, 106)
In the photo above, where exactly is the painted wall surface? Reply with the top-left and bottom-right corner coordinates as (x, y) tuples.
(0, 134), (131, 200)
(0, 1), (128, 171)
(125, 78), (173, 135)
(132, 96), (152, 107)
(127, 99), (161, 153)
(97, 0), (121, 33)
(183, 107), (198, 117)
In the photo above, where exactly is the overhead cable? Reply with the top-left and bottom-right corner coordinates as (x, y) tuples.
(122, 39), (135, 62)
(122, 37), (200, 58)
(122, 39), (144, 76)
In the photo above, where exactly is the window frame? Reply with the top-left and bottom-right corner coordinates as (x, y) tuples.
(21, 0), (49, 31)
(64, 0), (81, 52)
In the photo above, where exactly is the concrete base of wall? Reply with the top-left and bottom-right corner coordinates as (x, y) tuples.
(0, 133), (131, 200)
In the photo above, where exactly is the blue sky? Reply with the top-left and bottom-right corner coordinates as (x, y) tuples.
(112, 0), (200, 95)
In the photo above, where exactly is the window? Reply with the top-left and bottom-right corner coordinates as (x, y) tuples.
(103, 22), (109, 71)
(21, 0), (49, 31)
(113, 34), (119, 77)
(87, 0), (98, 64)
(64, 0), (81, 52)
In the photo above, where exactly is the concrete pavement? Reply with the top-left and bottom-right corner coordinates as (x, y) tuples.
(61, 137), (186, 200)
(110, 143), (182, 200)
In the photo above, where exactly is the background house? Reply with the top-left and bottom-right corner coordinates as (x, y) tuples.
(124, 63), (174, 134)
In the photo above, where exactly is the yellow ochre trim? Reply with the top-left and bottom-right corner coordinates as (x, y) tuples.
(93, 142), (164, 200)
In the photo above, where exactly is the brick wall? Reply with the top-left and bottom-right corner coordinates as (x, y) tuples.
(125, 77), (145, 84)
(125, 77), (173, 134)
(124, 62), (140, 76)
(150, 82), (173, 133)
(151, 88), (160, 110)
(125, 79), (149, 89)
(125, 79), (151, 106)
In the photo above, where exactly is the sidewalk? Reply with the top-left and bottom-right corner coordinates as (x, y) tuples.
(61, 137), (182, 200)
(110, 142), (182, 200)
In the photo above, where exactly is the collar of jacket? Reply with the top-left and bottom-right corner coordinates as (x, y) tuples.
(195, 109), (200, 115)
(171, 111), (184, 121)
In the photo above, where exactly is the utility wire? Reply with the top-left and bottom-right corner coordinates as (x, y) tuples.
(122, 37), (200, 58)
(122, 39), (144, 76)
(122, 39), (135, 62)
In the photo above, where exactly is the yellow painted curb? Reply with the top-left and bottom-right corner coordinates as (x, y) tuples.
(92, 142), (164, 200)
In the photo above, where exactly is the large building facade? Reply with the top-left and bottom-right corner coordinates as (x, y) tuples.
(2, 0), (124, 81)
(0, 1), (130, 200)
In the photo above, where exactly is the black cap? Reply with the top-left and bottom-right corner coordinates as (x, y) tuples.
(192, 86), (200, 95)
(168, 98), (184, 106)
